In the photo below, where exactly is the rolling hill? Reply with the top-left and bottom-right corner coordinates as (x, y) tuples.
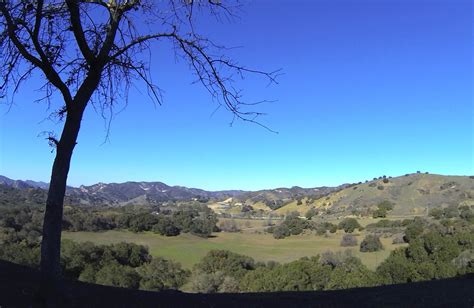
(1, 173), (473, 217)
(272, 173), (474, 216)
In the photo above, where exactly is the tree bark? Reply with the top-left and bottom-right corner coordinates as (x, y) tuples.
(39, 105), (85, 303)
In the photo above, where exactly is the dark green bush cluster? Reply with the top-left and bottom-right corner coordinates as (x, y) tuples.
(360, 234), (383, 252)
(268, 212), (309, 239)
(377, 230), (474, 284)
(0, 204), (219, 242)
(366, 219), (410, 229)
(372, 200), (395, 218)
(429, 206), (473, 222)
(338, 218), (362, 233)
(305, 208), (318, 220)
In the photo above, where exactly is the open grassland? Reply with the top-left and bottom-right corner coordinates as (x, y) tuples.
(63, 229), (405, 271)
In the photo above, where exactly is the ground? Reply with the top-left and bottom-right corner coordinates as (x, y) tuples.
(63, 226), (405, 270)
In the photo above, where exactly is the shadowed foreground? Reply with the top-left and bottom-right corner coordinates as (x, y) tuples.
(0, 260), (473, 308)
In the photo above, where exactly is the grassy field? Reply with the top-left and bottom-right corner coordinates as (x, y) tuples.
(63, 229), (405, 271)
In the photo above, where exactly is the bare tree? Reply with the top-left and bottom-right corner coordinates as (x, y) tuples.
(0, 0), (278, 300)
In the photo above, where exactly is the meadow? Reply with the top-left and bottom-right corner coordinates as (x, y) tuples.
(63, 224), (405, 270)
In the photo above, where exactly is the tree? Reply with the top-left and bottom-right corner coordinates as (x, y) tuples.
(338, 218), (361, 233)
(305, 208), (318, 220)
(326, 257), (379, 290)
(360, 234), (384, 252)
(404, 221), (424, 243)
(194, 250), (255, 280)
(0, 0), (277, 294)
(137, 257), (190, 291)
(95, 262), (141, 289)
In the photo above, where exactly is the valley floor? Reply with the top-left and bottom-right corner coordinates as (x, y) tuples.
(63, 229), (405, 270)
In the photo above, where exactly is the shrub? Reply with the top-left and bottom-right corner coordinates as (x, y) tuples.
(194, 250), (255, 280)
(95, 262), (141, 289)
(429, 208), (444, 220)
(137, 258), (190, 291)
(404, 221), (424, 243)
(377, 185), (384, 190)
(338, 218), (361, 233)
(152, 216), (180, 236)
(340, 234), (358, 247)
(377, 201), (394, 211)
(326, 257), (379, 290)
(382, 178), (389, 183)
(360, 234), (383, 252)
(372, 208), (387, 218)
(305, 208), (318, 220)
(273, 224), (291, 239)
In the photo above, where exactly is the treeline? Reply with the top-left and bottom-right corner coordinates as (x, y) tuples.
(266, 213), (363, 239)
(0, 204), (218, 239)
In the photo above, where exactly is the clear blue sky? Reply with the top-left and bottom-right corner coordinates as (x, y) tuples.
(0, 0), (472, 190)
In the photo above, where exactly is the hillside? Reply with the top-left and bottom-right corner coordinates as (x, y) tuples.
(271, 173), (474, 217)
(1, 173), (473, 217)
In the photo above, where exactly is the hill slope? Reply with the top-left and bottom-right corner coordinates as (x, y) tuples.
(1, 174), (473, 217)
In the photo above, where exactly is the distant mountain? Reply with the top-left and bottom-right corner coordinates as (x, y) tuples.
(0, 175), (49, 190)
(0, 175), (247, 207)
(1, 174), (473, 215)
(66, 181), (246, 206)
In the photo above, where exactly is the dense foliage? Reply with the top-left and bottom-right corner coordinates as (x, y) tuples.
(338, 218), (362, 233)
(359, 234), (384, 252)
(1, 204), (473, 293)
(0, 204), (218, 240)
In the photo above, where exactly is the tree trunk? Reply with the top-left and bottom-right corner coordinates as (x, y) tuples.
(39, 106), (85, 303)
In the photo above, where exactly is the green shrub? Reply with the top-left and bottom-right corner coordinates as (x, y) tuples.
(338, 218), (361, 233)
(360, 234), (384, 252)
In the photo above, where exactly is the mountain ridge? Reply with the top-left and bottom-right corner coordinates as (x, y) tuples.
(1, 174), (473, 216)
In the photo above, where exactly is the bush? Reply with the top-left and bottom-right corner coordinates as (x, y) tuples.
(338, 218), (361, 233)
(429, 208), (444, 220)
(95, 262), (141, 289)
(340, 234), (358, 247)
(377, 201), (394, 211)
(273, 224), (291, 239)
(305, 208), (318, 220)
(152, 216), (180, 236)
(194, 250), (255, 280)
(404, 222), (424, 243)
(137, 257), (190, 291)
(360, 234), (384, 252)
(372, 208), (387, 218)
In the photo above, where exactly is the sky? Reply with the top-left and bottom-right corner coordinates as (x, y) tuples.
(0, 0), (472, 190)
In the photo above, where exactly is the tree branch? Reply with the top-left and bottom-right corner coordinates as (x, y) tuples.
(66, 0), (95, 64)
